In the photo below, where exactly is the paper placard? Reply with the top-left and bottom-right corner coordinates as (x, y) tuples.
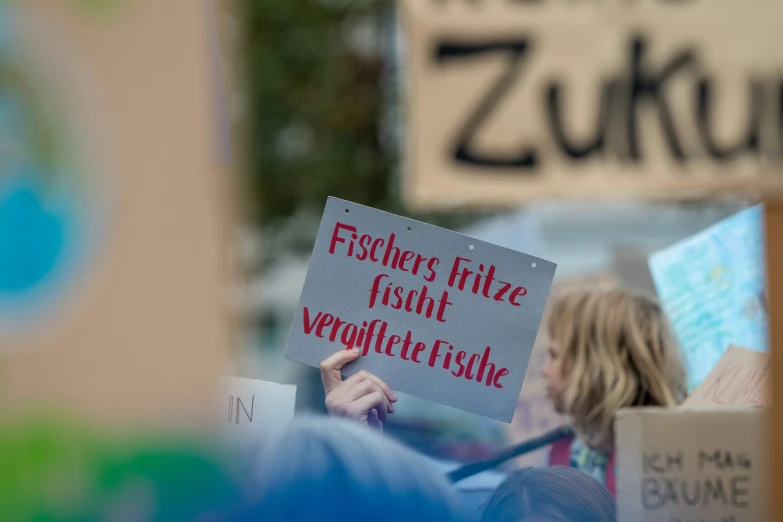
(400, 0), (783, 209)
(220, 377), (296, 444)
(681, 346), (770, 409)
(648, 205), (766, 391)
(616, 408), (767, 522)
(285, 197), (556, 422)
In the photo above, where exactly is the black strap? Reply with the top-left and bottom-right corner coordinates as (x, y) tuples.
(447, 425), (573, 483)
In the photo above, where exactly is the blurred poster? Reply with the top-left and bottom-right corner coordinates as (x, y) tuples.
(648, 206), (766, 391)
(681, 345), (769, 409)
(616, 408), (767, 522)
(0, 1), (238, 519)
(400, 0), (783, 209)
(0, 4), (113, 334)
(0, 0), (231, 425)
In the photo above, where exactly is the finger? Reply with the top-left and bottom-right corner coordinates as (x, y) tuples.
(367, 409), (383, 434)
(338, 370), (397, 403)
(374, 400), (389, 423)
(347, 391), (388, 423)
(319, 349), (360, 394)
(341, 379), (394, 414)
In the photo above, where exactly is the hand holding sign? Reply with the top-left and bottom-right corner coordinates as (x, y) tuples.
(320, 349), (398, 433)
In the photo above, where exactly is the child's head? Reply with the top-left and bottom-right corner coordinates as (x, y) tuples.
(479, 466), (615, 522)
(249, 416), (464, 522)
(542, 288), (687, 452)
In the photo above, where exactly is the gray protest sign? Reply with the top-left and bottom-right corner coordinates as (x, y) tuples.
(285, 197), (556, 422)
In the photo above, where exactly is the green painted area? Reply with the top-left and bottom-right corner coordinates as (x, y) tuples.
(0, 416), (243, 521)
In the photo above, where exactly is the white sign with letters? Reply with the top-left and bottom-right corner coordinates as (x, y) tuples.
(220, 377), (296, 445)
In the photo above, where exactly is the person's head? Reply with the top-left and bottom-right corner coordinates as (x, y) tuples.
(249, 416), (464, 522)
(479, 466), (615, 522)
(542, 288), (687, 451)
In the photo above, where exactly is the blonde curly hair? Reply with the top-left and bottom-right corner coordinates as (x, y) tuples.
(547, 288), (687, 452)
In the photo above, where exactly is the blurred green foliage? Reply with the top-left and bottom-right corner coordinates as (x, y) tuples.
(243, 0), (393, 221)
(241, 0), (489, 250)
(0, 415), (243, 521)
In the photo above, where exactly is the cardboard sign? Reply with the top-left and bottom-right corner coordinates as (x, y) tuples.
(285, 197), (556, 422)
(648, 206), (766, 391)
(220, 377), (296, 445)
(0, 1), (231, 425)
(400, 0), (783, 209)
(682, 346), (770, 409)
(616, 408), (768, 522)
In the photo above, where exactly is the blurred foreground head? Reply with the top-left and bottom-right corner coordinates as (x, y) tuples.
(248, 416), (464, 522)
(480, 466), (615, 522)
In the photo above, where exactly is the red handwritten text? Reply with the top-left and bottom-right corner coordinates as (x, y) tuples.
(368, 273), (453, 322)
(700, 362), (771, 407)
(329, 222), (440, 282)
(448, 256), (527, 306)
(302, 306), (510, 388)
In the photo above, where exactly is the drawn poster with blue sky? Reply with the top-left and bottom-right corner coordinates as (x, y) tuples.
(648, 205), (767, 391)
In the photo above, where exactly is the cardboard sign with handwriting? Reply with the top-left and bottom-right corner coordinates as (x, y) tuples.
(220, 377), (296, 445)
(682, 346), (770, 409)
(401, 0), (783, 209)
(285, 197), (556, 422)
(617, 408), (767, 522)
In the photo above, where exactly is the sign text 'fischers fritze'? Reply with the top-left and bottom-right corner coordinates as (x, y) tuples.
(285, 198), (556, 422)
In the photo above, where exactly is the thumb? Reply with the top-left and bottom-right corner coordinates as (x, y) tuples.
(319, 348), (360, 394)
